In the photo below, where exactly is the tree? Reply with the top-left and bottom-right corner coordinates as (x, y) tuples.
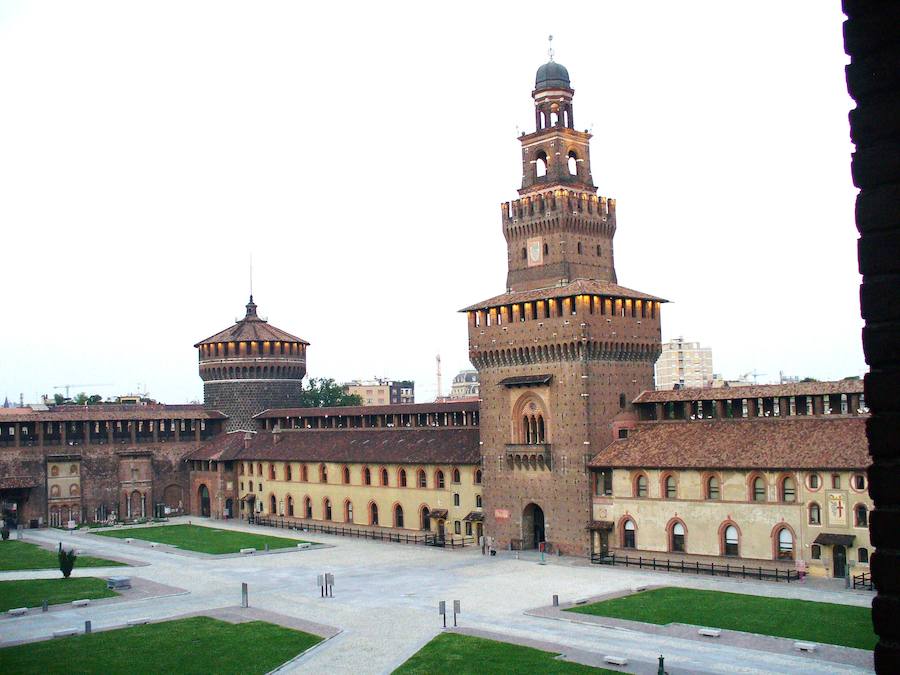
(58, 543), (77, 578)
(53, 393), (67, 405)
(296, 378), (363, 408)
(71, 393), (104, 405)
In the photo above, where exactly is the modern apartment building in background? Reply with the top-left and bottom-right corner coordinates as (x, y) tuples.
(654, 337), (714, 390)
(343, 379), (414, 406)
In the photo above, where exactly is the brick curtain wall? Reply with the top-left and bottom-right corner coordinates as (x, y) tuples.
(843, 1), (900, 671)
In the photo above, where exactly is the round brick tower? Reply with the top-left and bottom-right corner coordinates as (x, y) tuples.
(195, 297), (308, 432)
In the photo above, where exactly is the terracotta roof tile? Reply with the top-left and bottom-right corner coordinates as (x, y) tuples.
(194, 298), (308, 347)
(588, 417), (868, 470)
(255, 400), (479, 419)
(460, 278), (667, 312)
(634, 380), (864, 404)
(0, 405), (225, 423)
(188, 427), (481, 465)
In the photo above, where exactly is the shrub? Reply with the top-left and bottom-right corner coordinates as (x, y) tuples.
(58, 544), (77, 578)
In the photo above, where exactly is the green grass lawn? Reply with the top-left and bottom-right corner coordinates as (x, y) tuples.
(95, 524), (307, 554)
(0, 577), (116, 612)
(567, 587), (876, 650)
(0, 616), (322, 674)
(393, 633), (622, 674)
(0, 539), (124, 571)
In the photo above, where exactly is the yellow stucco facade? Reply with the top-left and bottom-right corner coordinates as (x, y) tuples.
(238, 460), (484, 542)
(592, 467), (872, 578)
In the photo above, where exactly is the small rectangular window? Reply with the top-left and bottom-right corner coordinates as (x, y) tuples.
(454, 521), (461, 535)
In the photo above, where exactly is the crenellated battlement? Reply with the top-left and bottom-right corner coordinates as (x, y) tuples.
(501, 190), (615, 225)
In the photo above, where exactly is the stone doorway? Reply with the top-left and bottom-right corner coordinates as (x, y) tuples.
(833, 544), (847, 578)
(198, 484), (211, 517)
(522, 503), (545, 549)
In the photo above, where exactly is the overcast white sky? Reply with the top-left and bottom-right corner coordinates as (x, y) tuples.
(0, 2), (863, 405)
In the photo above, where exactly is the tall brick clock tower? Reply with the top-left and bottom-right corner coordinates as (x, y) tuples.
(462, 57), (665, 556)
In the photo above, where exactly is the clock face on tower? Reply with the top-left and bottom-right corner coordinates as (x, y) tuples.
(527, 237), (543, 267)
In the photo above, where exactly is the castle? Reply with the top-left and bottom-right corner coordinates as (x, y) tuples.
(0, 58), (870, 575)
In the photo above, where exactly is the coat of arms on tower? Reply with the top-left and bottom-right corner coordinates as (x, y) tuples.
(527, 237), (543, 267)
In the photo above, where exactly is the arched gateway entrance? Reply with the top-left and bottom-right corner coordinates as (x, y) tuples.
(522, 503), (545, 549)
(198, 484), (210, 517)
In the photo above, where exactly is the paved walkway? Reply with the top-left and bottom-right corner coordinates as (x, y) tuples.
(1, 519), (874, 674)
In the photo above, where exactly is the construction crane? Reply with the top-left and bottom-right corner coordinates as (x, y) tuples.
(53, 383), (113, 398)
(738, 371), (766, 384)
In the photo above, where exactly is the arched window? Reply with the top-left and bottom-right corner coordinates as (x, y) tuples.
(420, 506), (431, 531)
(301, 465), (308, 482)
(50, 465), (60, 477)
(537, 416), (545, 442)
(257, 463), (262, 476)
(577, 241), (583, 254)
(435, 470), (445, 489)
(70, 483), (80, 497)
(417, 469), (427, 488)
(269, 494), (277, 514)
(635, 474), (648, 498)
(380, 468), (389, 486)
(706, 476), (720, 500)
(476, 495), (482, 508)
(664, 474), (677, 499)
(304, 496), (312, 519)
(808, 473), (820, 489)
(474, 469), (482, 484)
(535, 150), (548, 178)
(853, 474), (866, 491)
(50, 484), (60, 497)
(342, 466), (350, 484)
(324, 498), (332, 521)
(364, 467), (372, 485)
(808, 502), (821, 525)
(452, 468), (460, 483)
(670, 521), (686, 552)
(855, 504), (868, 527)
(723, 525), (739, 557)
(776, 528), (794, 560)
(394, 504), (404, 528)
(752, 476), (767, 502)
(399, 469), (407, 487)
(287, 495), (294, 516)
(622, 519), (636, 548)
(69, 464), (78, 475)
(345, 500), (353, 523)
(370, 502), (379, 526)
(521, 247), (527, 260)
(285, 464), (292, 481)
(319, 464), (328, 483)
(567, 150), (578, 175)
(247, 462), (253, 476)
(596, 244), (602, 256)
(780, 476), (796, 502)
(858, 547), (869, 564)
(543, 243), (549, 256)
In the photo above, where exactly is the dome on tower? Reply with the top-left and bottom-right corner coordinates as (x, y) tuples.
(535, 61), (571, 90)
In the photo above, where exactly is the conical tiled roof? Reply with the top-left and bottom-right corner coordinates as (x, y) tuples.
(194, 297), (309, 347)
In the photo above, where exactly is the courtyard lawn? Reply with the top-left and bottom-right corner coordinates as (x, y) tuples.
(95, 524), (307, 554)
(393, 633), (622, 674)
(0, 539), (124, 571)
(0, 577), (116, 612)
(566, 587), (876, 650)
(0, 616), (321, 674)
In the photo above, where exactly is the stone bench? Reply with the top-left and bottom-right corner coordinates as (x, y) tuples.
(53, 628), (79, 638)
(698, 628), (721, 638)
(297, 542), (311, 549)
(72, 599), (90, 607)
(795, 642), (817, 652)
(149, 542), (161, 548)
(107, 576), (132, 590)
(604, 655), (628, 666)
(240, 548), (256, 554)
(125, 538), (134, 543)
(7, 607), (27, 616)
(127, 618), (150, 626)
(631, 585), (647, 593)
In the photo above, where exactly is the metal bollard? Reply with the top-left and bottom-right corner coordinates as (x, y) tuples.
(552, 594), (559, 607)
(241, 582), (248, 608)
(84, 620), (91, 634)
(42, 600), (48, 612)
(264, 543), (269, 552)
